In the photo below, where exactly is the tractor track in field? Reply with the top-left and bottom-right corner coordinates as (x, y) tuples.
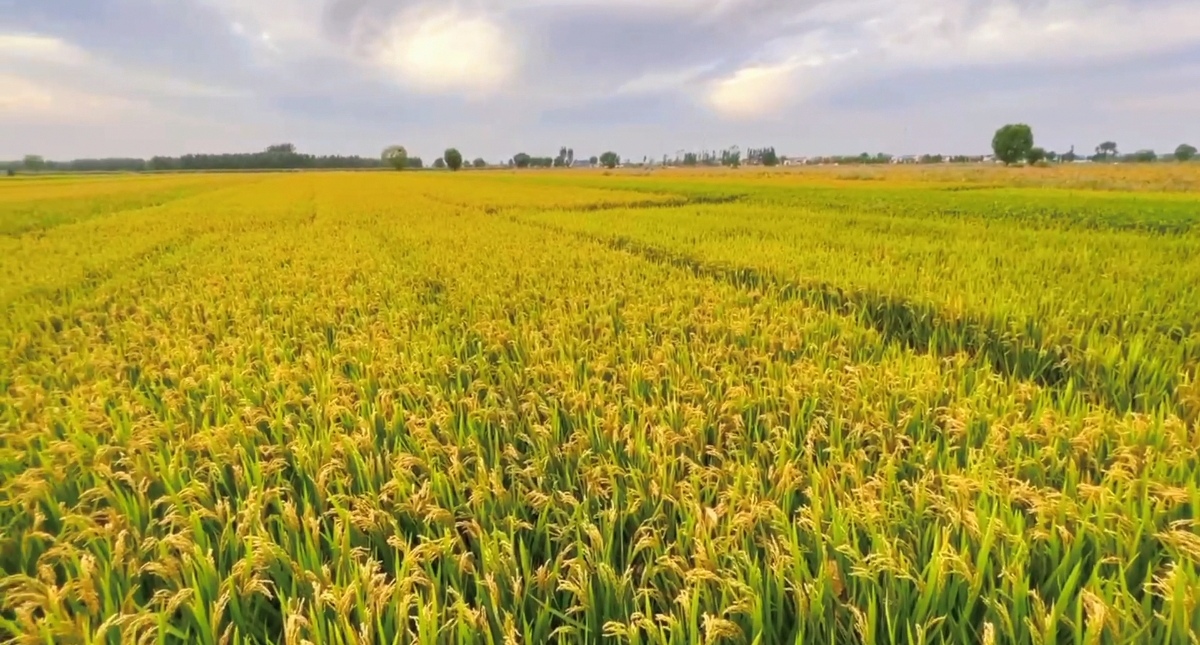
(509, 206), (1193, 420)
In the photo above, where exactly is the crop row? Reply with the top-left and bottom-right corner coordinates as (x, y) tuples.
(1, 173), (1197, 644)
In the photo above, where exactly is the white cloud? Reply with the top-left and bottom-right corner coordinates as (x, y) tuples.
(706, 61), (802, 119)
(699, 0), (1200, 118)
(616, 63), (718, 95)
(1102, 93), (1200, 116)
(705, 43), (855, 118)
(0, 28), (254, 148)
(1, 30), (249, 102)
(497, 0), (743, 13)
(0, 33), (90, 65)
(0, 73), (133, 123)
(6, 0), (1199, 157)
(375, 11), (517, 95)
(0, 74), (55, 114)
(198, 0), (326, 50)
(863, 0), (1200, 68)
(186, 0), (1200, 108)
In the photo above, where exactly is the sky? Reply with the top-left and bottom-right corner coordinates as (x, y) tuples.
(1, 0), (1198, 161)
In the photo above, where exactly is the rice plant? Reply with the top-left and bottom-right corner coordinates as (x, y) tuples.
(1, 170), (1197, 644)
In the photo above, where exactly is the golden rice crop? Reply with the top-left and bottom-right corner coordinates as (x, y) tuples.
(1, 170), (1197, 644)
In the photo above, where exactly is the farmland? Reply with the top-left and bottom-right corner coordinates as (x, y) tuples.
(1, 167), (1198, 644)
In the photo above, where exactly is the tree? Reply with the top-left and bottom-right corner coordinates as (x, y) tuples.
(1130, 149), (1157, 163)
(991, 124), (1034, 165)
(443, 148), (463, 171)
(1062, 146), (1078, 162)
(683, 153), (698, 167)
(1176, 144), (1197, 162)
(17, 148), (387, 172)
(1096, 141), (1118, 160)
(567, 148), (574, 166)
(1027, 147), (1047, 165)
(407, 157), (424, 169)
(382, 145), (408, 170)
(22, 155), (46, 172)
(599, 151), (620, 169)
(432, 158), (447, 169)
(720, 146), (741, 167)
(762, 147), (779, 167)
(472, 158), (487, 168)
(513, 153), (532, 168)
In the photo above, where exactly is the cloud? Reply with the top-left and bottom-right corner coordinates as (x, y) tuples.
(0, 33), (90, 65)
(0, 74), (136, 124)
(861, 0), (1200, 69)
(0, 29), (248, 102)
(705, 45), (855, 118)
(374, 11), (517, 95)
(197, 0), (327, 52)
(0, 75), (56, 115)
(616, 63), (719, 96)
(697, 0), (1200, 118)
(3, 0), (1199, 159)
(706, 62), (800, 119)
(0, 34), (136, 123)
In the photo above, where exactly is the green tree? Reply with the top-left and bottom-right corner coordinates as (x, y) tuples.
(1176, 144), (1197, 162)
(991, 124), (1034, 165)
(432, 157), (447, 169)
(599, 151), (620, 169)
(1027, 147), (1047, 165)
(472, 158), (487, 168)
(721, 146), (741, 167)
(588, 156), (598, 167)
(761, 147), (779, 167)
(513, 153), (531, 168)
(22, 155), (46, 172)
(444, 148), (463, 171)
(1096, 141), (1118, 160)
(1131, 149), (1157, 163)
(382, 146), (408, 171)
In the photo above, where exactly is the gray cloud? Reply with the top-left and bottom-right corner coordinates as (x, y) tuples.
(1, 0), (1198, 160)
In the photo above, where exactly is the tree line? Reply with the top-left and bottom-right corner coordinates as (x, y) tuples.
(3, 144), (392, 174)
(992, 125), (1196, 165)
(380, 145), (621, 170)
(6, 136), (1195, 177)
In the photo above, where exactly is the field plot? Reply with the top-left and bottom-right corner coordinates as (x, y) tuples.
(1, 169), (1199, 644)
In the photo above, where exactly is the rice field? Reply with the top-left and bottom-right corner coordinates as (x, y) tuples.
(1, 168), (1198, 644)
